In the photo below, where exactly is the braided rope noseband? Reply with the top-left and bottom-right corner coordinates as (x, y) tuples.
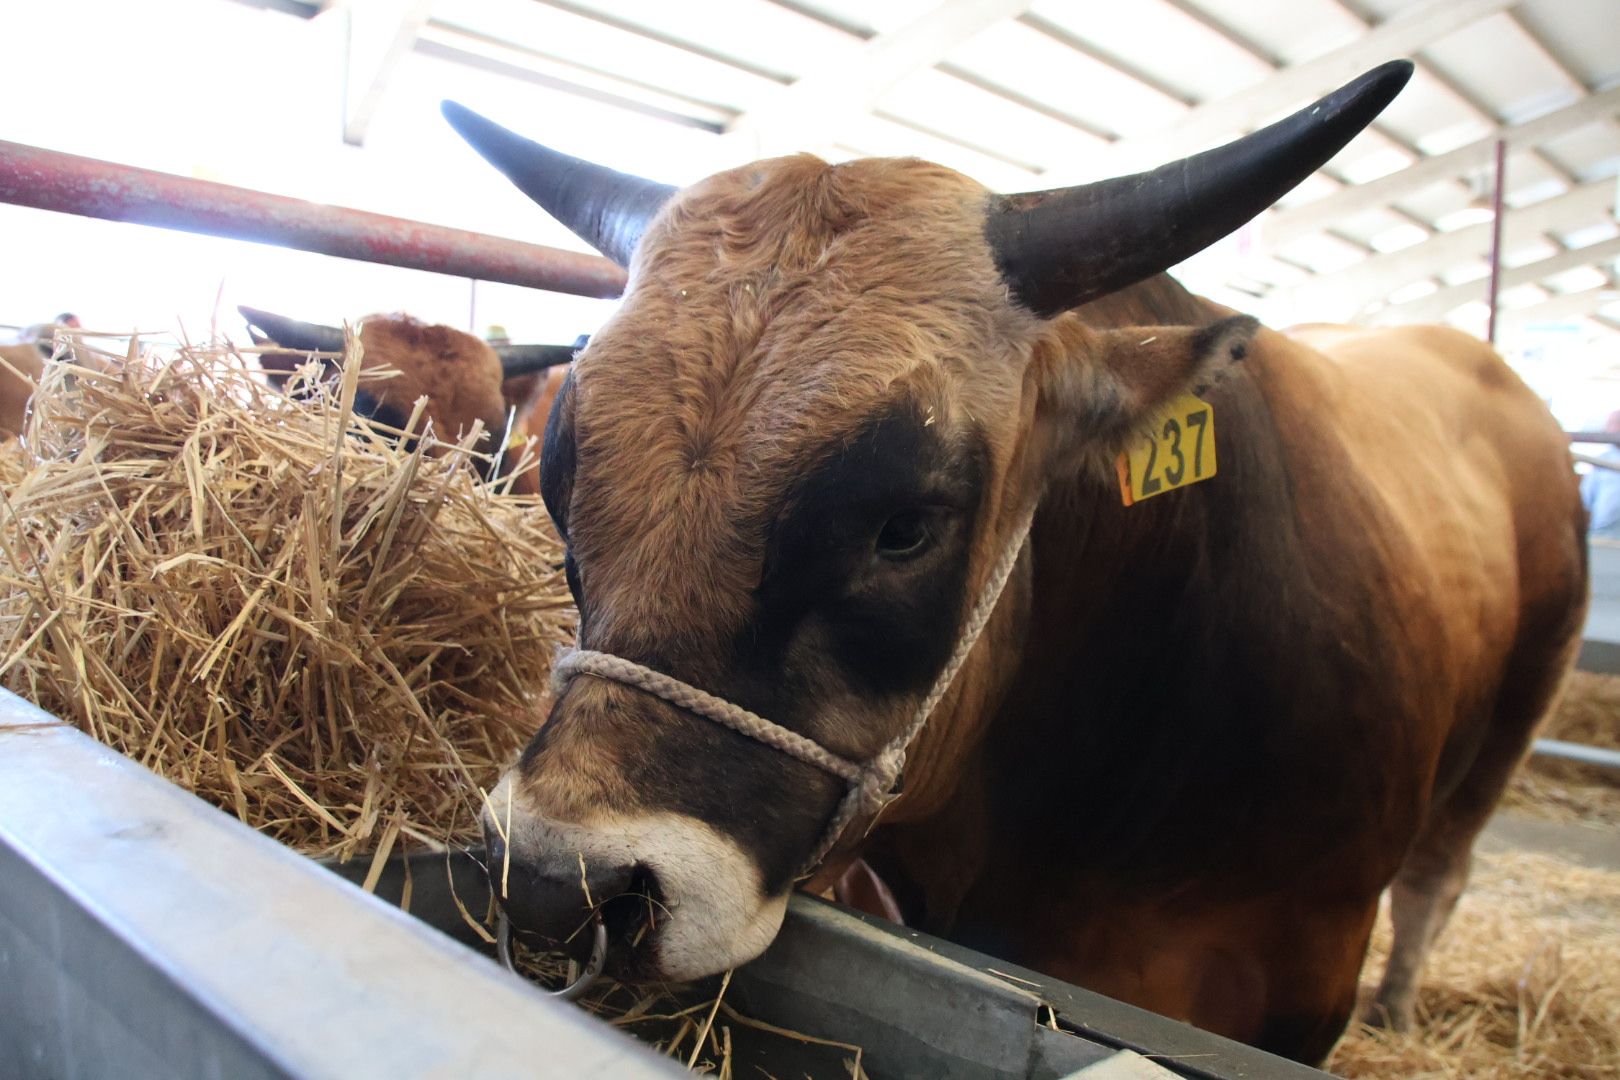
(548, 506), (1037, 880)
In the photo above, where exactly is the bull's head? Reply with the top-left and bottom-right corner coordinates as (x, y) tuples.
(447, 61), (1412, 981)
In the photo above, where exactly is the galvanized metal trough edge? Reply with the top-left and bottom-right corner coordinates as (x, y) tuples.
(0, 689), (681, 1080)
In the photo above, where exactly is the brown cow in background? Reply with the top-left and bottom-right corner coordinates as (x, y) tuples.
(0, 343), (45, 441)
(240, 308), (577, 493)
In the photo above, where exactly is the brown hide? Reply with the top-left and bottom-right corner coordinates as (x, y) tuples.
(498, 364), (569, 495)
(258, 315), (532, 484)
(353, 315), (510, 453)
(0, 344), (44, 440)
(862, 281), (1586, 1061)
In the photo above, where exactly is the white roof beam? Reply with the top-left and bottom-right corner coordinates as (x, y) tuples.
(1286, 179), (1616, 319)
(1075, 0), (1520, 179)
(725, 0), (1035, 158)
(1364, 235), (1620, 325)
(1262, 85), (1620, 250)
(1500, 281), (1616, 327)
(325, 0), (435, 146)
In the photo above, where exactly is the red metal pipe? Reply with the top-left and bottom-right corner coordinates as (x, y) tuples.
(0, 140), (627, 300)
(1485, 138), (1506, 345)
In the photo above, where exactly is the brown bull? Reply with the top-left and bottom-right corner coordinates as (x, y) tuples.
(447, 60), (1587, 1065)
(240, 308), (576, 493)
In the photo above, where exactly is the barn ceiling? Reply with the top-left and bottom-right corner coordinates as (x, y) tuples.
(244, 0), (1620, 338)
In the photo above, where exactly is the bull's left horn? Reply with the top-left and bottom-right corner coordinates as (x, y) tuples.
(441, 102), (676, 268)
(495, 344), (578, 378)
(986, 60), (1413, 318)
(238, 306), (345, 353)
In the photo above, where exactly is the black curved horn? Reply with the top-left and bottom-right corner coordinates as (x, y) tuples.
(987, 60), (1414, 318)
(441, 101), (677, 268)
(238, 306), (345, 353)
(495, 344), (578, 379)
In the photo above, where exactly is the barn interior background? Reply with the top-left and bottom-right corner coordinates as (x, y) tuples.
(1, 1), (1618, 1078)
(4, 0), (1617, 420)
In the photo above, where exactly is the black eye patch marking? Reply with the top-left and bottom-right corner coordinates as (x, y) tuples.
(748, 402), (986, 700)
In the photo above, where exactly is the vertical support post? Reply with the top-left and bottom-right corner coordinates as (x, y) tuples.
(1486, 138), (1507, 344)
(468, 278), (478, 334)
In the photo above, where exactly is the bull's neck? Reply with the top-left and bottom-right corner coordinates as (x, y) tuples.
(872, 276), (1223, 828)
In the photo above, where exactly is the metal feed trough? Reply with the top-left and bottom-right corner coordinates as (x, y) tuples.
(0, 692), (1330, 1079)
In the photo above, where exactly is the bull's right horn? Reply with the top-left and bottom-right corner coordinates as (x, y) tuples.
(985, 60), (1414, 318)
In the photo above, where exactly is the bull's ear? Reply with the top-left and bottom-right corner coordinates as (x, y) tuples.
(1042, 315), (1258, 464)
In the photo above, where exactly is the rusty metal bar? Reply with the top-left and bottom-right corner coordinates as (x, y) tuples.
(1485, 138), (1507, 344)
(1568, 431), (1620, 444)
(0, 140), (627, 300)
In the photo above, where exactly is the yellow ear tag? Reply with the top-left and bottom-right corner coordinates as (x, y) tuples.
(506, 432), (528, 452)
(1116, 393), (1216, 507)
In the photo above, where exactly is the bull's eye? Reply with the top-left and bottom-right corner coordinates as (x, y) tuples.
(875, 510), (932, 560)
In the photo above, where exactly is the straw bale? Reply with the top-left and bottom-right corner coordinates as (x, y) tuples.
(1505, 671), (1620, 829)
(0, 336), (571, 860)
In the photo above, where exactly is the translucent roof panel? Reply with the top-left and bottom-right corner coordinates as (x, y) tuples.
(874, 68), (1109, 173)
(1502, 238), (1566, 269)
(1270, 172), (1343, 211)
(1559, 219), (1620, 249)
(1547, 264), (1612, 293)
(1027, 0), (1273, 103)
(1564, 221), (1620, 250)
(1368, 221), (1432, 254)
(1336, 205), (1419, 248)
(437, 0), (781, 114)
(1373, 67), (1491, 155)
(1516, 0), (1620, 87)
(943, 19), (1188, 141)
(1279, 233), (1371, 275)
(552, 0), (863, 82)
(838, 113), (1042, 191)
(776, 0), (937, 36)
(1423, 14), (1579, 122)
(1540, 124), (1620, 182)
(1397, 175), (1488, 223)
(1199, 0), (1368, 65)
(1387, 279), (1440, 305)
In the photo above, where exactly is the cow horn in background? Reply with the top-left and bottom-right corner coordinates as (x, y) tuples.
(986, 60), (1413, 318)
(238, 306), (345, 353)
(441, 101), (677, 268)
(495, 343), (578, 378)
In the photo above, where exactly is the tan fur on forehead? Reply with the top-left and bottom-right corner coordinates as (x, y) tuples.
(565, 155), (1041, 655)
(356, 314), (507, 447)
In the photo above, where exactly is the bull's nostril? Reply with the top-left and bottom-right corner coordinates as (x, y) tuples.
(598, 863), (666, 947)
(482, 820), (507, 881)
(489, 850), (638, 946)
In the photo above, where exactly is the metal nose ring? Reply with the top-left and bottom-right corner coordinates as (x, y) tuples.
(496, 910), (608, 1001)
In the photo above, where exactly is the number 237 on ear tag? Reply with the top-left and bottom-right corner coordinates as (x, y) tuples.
(1115, 394), (1216, 507)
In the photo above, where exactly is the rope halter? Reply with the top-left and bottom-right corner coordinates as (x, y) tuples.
(547, 505), (1037, 881)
